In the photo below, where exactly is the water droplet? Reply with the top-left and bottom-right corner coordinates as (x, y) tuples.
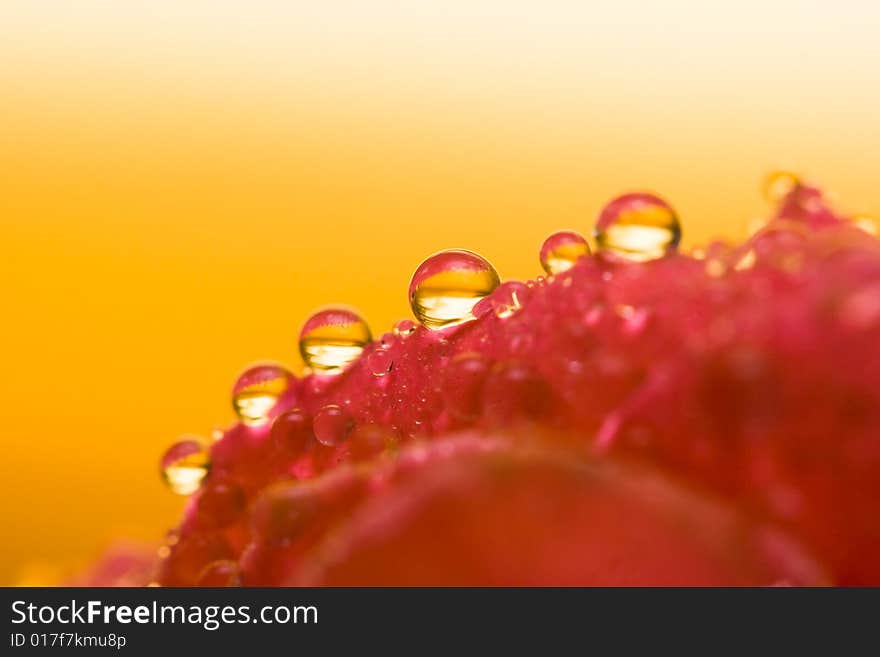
(231, 363), (294, 427)
(595, 193), (681, 262)
(492, 281), (530, 318)
(409, 249), (500, 330)
(299, 307), (372, 374)
(763, 171), (801, 203)
(313, 404), (354, 446)
(271, 408), (312, 454)
(367, 348), (394, 377)
(539, 230), (590, 274)
(160, 438), (210, 495)
(393, 319), (417, 337)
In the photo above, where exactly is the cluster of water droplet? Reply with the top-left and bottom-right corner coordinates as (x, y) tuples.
(160, 190), (691, 496)
(152, 177), (880, 587)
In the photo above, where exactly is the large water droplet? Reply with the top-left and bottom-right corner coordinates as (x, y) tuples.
(539, 230), (590, 274)
(299, 307), (371, 374)
(595, 193), (681, 262)
(160, 438), (210, 495)
(231, 363), (294, 426)
(409, 249), (500, 330)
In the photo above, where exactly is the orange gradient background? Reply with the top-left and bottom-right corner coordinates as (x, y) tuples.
(1, 2), (878, 584)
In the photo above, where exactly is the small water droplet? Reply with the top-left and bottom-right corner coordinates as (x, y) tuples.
(160, 438), (210, 495)
(299, 307), (372, 374)
(270, 408), (312, 454)
(313, 404), (354, 446)
(379, 332), (398, 349)
(763, 171), (801, 204)
(492, 281), (530, 318)
(539, 230), (590, 274)
(595, 193), (681, 262)
(367, 348), (394, 377)
(409, 249), (500, 330)
(393, 319), (417, 337)
(231, 363), (294, 426)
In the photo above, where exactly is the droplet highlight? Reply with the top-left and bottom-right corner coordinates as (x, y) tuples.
(299, 307), (372, 374)
(539, 230), (590, 274)
(595, 193), (681, 262)
(232, 363), (294, 427)
(409, 249), (500, 330)
(160, 438), (210, 495)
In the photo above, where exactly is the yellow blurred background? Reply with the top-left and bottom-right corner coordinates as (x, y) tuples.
(1, 1), (878, 584)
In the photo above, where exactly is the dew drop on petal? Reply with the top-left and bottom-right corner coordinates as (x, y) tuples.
(231, 363), (294, 427)
(299, 307), (372, 374)
(409, 249), (500, 330)
(393, 319), (417, 337)
(493, 281), (530, 318)
(367, 349), (394, 377)
(270, 408), (312, 454)
(595, 193), (681, 262)
(160, 438), (210, 495)
(313, 404), (354, 446)
(539, 230), (590, 274)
